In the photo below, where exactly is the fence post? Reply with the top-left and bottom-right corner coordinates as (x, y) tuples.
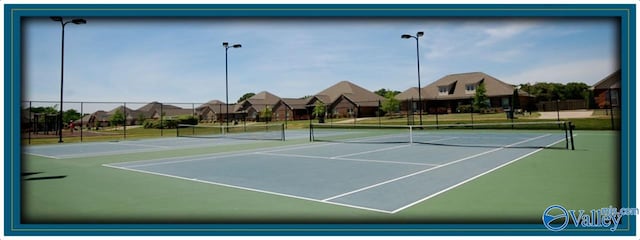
(378, 100), (381, 127)
(80, 102), (83, 142)
(556, 99), (560, 122)
(609, 87), (615, 130)
(470, 99), (474, 128)
(28, 101), (32, 144)
(160, 103), (164, 137)
(123, 103), (127, 140)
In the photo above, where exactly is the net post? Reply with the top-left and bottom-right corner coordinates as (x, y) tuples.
(309, 123), (314, 142)
(563, 121), (568, 149)
(409, 126), (413, 144)
(281, 123), (285, 141)
(569, 121), (575, 150)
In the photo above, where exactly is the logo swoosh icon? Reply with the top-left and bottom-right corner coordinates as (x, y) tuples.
(542, 205), (569, 231)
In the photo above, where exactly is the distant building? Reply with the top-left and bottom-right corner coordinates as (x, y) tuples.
(196, 100), (241, 123)
(397, 72), (533, 114)
(272, 98), (311, 121)
(307, 81), (384, 118)
(236, 91), (282, 122)
(592, 69), (621, 109)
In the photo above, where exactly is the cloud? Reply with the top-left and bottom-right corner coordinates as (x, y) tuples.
(476, 21), (538, 46)
(501, 58), (619, 85)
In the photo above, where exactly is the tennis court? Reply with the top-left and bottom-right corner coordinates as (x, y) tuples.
(23, 123), (300, 159)
(101, 123), (570, 213)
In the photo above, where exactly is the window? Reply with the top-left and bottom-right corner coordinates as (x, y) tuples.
(609, 89), (619, 107)
(465, 84), (476, 93)
(438, 86), (449, 95)
(501, 97), (510, 108)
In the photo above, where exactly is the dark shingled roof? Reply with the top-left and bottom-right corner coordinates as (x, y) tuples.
(593, 69), (621, 90)
(313, 81), (384, 107)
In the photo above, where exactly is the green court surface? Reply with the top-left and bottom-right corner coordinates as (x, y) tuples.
(20, 130), (619, 224)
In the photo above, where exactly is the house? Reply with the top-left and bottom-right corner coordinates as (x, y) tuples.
(308, 81), (384, 118)
(137, 101), (195, 121)
(592, 69), (621, 109)
(398, 72), (532, 114)
(75, 110), (110, 128)
(236, 91), (281, 121)
(394, 87), (428, 114)
(196, 100), (242, 123)
(272, 98), (312, 121)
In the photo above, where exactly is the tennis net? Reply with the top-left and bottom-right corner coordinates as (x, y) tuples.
(177, 123), (285, 141)
(310, 121), (574, 149)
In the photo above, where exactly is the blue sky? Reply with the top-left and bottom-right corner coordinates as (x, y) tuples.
(23, 17), (619, 105)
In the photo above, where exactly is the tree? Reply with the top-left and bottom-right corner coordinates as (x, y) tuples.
(381, 92), (400, 116)
(473, 82), (490, 112)
(237, 92), (255, 103)
(375, 88), (401, 97)
(110, 108), (125, 127)
(563, 82), (590, 100)
(28, 105), (59, 115)
(312, 101), (326, 123)
(63, 109), (81, 123)
(259, 106), (272, 123)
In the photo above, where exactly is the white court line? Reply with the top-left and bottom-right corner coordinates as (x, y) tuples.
(38, 136), (274, 159)
(329, 144), (411, 159)
(102, 163), (393, 214)
(257, 152), (439, 167)
(113, 142), (338, 168)
(259, 142), (339, 153)
(107, 142), (170, 149)
(321, 134), (552, 202)
(121, 151), (269, 168)
(391, 134), (566, 213)
(23, 152), (61, 159)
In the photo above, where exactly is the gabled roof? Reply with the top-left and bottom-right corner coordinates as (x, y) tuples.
(197, 100), (243, 113)
(137, 101), (182, 112)
(423, 72), (529, 100)
(198, 102), (240, 114)
(313, 81), (384, 106)
(278, 98), (310, 110)
(395, 87), (428, 100)
(107, 106), (135, 115)
(248, 91), (281, 104)
(197, 100), (226, 110)
(238, 91), (282, 112)
(593, 69), (621, 90)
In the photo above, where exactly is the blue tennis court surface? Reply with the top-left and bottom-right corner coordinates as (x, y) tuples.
(23, 129), (311, 159)
(104, 132), (567, 213)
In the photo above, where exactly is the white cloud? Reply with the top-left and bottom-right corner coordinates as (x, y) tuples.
(501, 58), (619, 85)
(476, 21), (538, 46)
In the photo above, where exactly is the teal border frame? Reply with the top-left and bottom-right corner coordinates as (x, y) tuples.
(4, 4), (636, 236)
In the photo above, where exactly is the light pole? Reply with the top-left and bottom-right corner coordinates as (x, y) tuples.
(402, 31), (424, 125)
(51, 16), (86, 143)
(222, 42), (242, 128)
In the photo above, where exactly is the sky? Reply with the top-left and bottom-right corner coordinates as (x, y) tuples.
(23, 17), (620, 107)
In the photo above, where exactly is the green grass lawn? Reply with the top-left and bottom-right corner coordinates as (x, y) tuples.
(20, 130), (620, 225)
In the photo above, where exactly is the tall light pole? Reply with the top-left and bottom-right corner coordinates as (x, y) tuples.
(402, 31), (424, 125)
(51, 16), (86, 143)
(222, 42), (242, 128)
